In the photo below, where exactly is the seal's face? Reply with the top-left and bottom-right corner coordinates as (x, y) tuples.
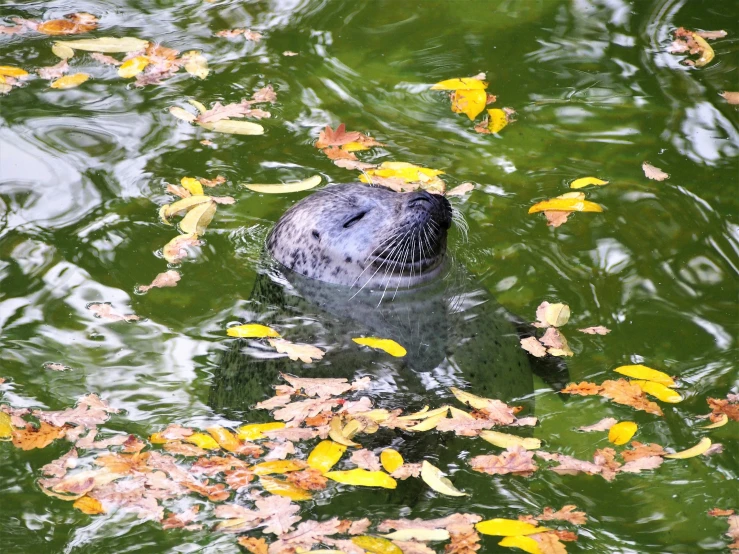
(267, 183), (453, 289)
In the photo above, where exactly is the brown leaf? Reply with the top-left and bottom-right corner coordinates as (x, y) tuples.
(543, 210), (571, 227)
(707, 396), (739, 421)
(73, 495), (106, 514)
(323, 146), (358, 161)
(621, 441), (666, 461)
(696, 30), (727, 40)
(138, 270), (181, 293)
(537, 448), (622, 481)
(446, 183), (475, 197)
(391, 463), (423, 480)
(315, 123), (363, 149)
(539, 328), (573, 357)
(35, 393), (117, 428)
(244, 30), (263, 42)
(532, 532), (567, 554)
(42, 448), (79, 477)
(520, 336), (547, 358)
(578, 326), (611, 335)
(642, 161), (669, 181)
(0, 23), (27, 35)
(215, 29), (245, 38)
(43, 362), (69, 371)
(536, 505), (587, 525)
(283, 51), (299, 57)
(600, 379), (663, 416)
(160, 505), (201, 529)
(268, 339), (325, 363)
(37, 13), (98, 36)
(561, 381), (603, 396)
(578, 417), (617, 432)
(273, 397), (339, 426)
(37, 60), (69, 80)
(192, 455), (250, 476)
(720, 92), (739, 105)
(709, 509), (735, 517)
(87, 302), (139, 322)
(286, 468), (328, 491)
(237, 537), (268, 554)
(264, 440), (295, 460)
(166, 184), (191, 198)
(350, 449), (381, 471)
(215, 496), (301, 535)
(199, 175), (226, 187)
(469, 445), (538, 476)
(619, 455), (664, 473)
(252, 85), (277, 103)
(90, 53), (122, 66)
(281, 374), (370, 398)
(163, 234), (201, 264)
(394, 540), (436, 554)
(163, 441), (206, 457)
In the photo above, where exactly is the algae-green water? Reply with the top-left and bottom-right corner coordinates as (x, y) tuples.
(0, 0), (737, 552)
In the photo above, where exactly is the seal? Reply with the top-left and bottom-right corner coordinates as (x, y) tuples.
(266, 183), (453, 290)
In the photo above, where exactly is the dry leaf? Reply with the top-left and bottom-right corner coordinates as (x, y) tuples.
(268, 339), (324, 363)
(138, 270), (180, 292)
(578, 326), (610, 335)
(12, 422), (67, 450)
(720, 92), (739, 105)
(37, 60), (69, 80)
(50, 73), (90, 89)
(87, 302), (139, 322)
(470, 446), (538, 476)
(520, 336), (547, 358)
(642, 162), (669, 181)
(578, 417), (617, 432)
(162, 234), (201, 264)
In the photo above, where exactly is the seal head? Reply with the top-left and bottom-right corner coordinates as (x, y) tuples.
(266, 183), (453, 288)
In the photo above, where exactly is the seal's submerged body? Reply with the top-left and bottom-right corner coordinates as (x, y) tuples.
(210, 183), (566, 419)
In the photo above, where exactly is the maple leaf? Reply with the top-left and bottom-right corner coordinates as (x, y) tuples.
(35, 393), (118, 429)
(12, 421), (67, 450)
(578, 326), (611, 335)
(536, 505), (587, 525)
(600, 379), (663, 416)
(268, 339), (324, 363)
(238, 537), (268, 554)
(532, 532), (567, 554)
(621, 441), (666, 461)
(469, 446), (538, 476)
(87, 302), (139, 322)
(281, 374), (370, 398)
(561, 381), (603, 396)
(578, 417), (617, 432)
(224, 468), (255, 491)
(161, 505), (201, 530)
(315, 123), (363, 149)
(215, 496), (301, 535)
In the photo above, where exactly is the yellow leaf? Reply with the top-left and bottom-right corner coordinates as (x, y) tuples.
(408, 410), (448, 432)
(0, 412), (12, 440)
(244, 175), (322, 193)
(397, 406), (429, 420)
(380, 449), (404, 474)
(329, 416), (360, 447)
(73, 496), (105, 515)
(184, 51), (209, 79)
(528, 198), (603, 214)
(325, 468), (398, 489)
(163, 195), (212, 221)
(382, 529), (450, 541)
(260, 476), (312, 501)
(420, 460), (466, 497)
(117, 55), (149, 78)
(179, 200), (216, 235)
(364, 162), (444, 183)
(149, 432), (166, 444)
(207, 426), (242, 452)
(352, 337), (406, 357)
(0, 66), (28, 78)
(237, 421), (285, 441)
(170, 106), (196, 123)
(181, 177), (204, 195)
(608, 421), (638, 445)
(542, 303), (571, 327)
(613, 365), (675, 387)
(476, 519), (551, 536)
(163, 233), (200, 263)
(498, 535), (542, 554)
(50, 73), (90, 89)
(188, 98), (208, 114)
(487, 108), (509, 133)
(431, 78), (488, 90)
(479, 430), (541, 450)
(570, 176), (609, 189)
(450, 387), (493, 411)
(200, 119), (265, 135)
(630, 380), (683, 403)
(351, 536), (403, 554)
(251, 460), (305, 475)
(308, 440), (347, 473)
(703, 413), (728, 429)
(691, 33), (714, 67)
(53, 37), (149, 53)
(185, 432), (220, 450)
(227, 324), (281, 338)
(398, 405), (450, 421)
(341, 141), (369, 152)
(451, 89), (487, 120)
(52, 43), (75, 59)
(664, 437), (712, 459)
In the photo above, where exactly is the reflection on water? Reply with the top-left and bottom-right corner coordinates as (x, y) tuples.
(0, 0), (737, 552)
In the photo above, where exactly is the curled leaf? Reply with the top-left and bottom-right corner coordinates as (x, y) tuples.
(665, 437), (712, 459)
(431, 78), (488, 90)
(529, 197), (603, 214)
(244, 175), (322, 194)
(200, 119), (264, 135)
(420, 460), (466, 497)
(53, 37), (149, 53)
(451, 88), (487, 120)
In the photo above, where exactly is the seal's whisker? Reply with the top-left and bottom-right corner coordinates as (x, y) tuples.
(451, 207), (469, 242)
(352, 226), (414, 299)
(376, 229), (413, 305)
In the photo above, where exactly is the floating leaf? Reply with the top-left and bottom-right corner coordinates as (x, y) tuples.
(642, 162), (669, 181)
(498, 535), (541, 554)
(665, 437), (712, 459)
(361, 162), (444, 183)
(179, 200), (216, 235)
(325, 469), (398, 489)
(0, 66), (28, 78)
(380, 449), (404, 474)
(0, 412), (12, 440)
(50, 73), (89, 89)
(476, 519), (550, 537)
(251, 460), (306, 475)
(420, 461), (466, 497)
(328, 416), (359, 447)
(451, 89), (487, 120)
(200, 119), (265, 135)
(184, 51), (209, 79)
(117, 55), (149, 78)
(227, 324), (281, 338)
(73, 495), (105, 515)
(720, 92), (739, 105)
(308, 440), (347, 473)
(351, 536), (403, 554)
(260, 476), (312, 501)
(703, 413), (728, 429)
(54, 37), (149, 53)
(170, 106), (196, 123)
(431, 78), (488, 90)
(207, 427), (243, 452)
(162, 233), (200, 263)
(244, 175), (322, 194)
(613, 365), (675, 387)
(535, 302), (571, 328)
(352, 337), (406, 357)
(268, 339), (325, 363)
(161, 195), (212, 223)
(446, 182), (475, 196)
(608, 421), (638, 445)
(570, 176), (608, 189)
(486, 108), (510, 133)
(237, 422), (285, 441)
(408, 410), (448, 432)
(630, 380), (683, 403)
(185, 432), (220, 450)
(52, 43), (75, 59)
(528, 197), (603, 214)
(479, 430), (541, 450)
(181, 177), (204, 196)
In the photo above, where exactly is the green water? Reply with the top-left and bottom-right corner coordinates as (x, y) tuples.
(1, 0), (738, 552)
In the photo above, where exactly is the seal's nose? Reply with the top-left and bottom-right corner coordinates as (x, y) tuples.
(407, 190), (452, 229)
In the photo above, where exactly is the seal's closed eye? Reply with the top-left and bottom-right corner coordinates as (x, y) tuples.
(343, 211), (367, 228)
